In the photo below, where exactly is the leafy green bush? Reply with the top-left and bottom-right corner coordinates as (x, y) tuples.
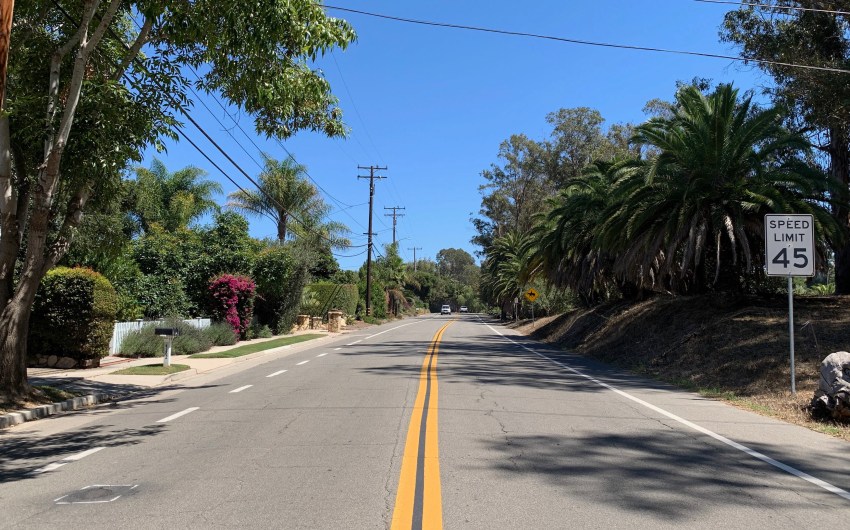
(250, 323), (274, 339)
(303, 282), (358, 317)
(204, 322), (238, 346)
(127, 273), (191, 319)
(29, 267), (118, 364)
(253, 244), (311, 334)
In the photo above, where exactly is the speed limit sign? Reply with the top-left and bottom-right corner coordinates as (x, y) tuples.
(765, 214), (814, 277)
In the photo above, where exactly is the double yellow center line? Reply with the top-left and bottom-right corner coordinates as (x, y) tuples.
(391, 320), (454, 530)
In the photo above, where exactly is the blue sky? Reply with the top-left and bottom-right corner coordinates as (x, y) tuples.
(141, 0), (769, 270)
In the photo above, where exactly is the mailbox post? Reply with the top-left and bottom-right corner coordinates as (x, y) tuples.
(155, 327), (179, 367)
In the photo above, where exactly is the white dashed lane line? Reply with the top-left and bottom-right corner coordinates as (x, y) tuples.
(156, 407), (199, 423)
(334, 348), (342, 351)
(229, 385), (253, 394)
(317, 353), (328, 357)
(32, 447), (105, 475)
(296, 360), (310, 366)
(267, 369), (288, 377)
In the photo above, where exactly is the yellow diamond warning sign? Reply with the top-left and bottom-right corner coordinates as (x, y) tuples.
(524, 288), (539, 302)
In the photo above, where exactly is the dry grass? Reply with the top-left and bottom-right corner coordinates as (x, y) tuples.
(0, 385), (82, 415)
(513, 293), (850, 441)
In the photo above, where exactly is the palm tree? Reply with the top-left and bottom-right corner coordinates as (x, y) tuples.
(525, 160), (630, 303)
(480, 231), (529, 318)
(598, 84), (842, 293)
(131, 159), (222, 232)
(227, 155), (316, 243)
(289, 195), (351, 251)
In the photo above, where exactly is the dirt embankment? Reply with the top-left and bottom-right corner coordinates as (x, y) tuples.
(510, 294), (850, 438)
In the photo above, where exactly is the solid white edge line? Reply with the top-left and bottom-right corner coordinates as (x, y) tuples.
(296, 360), (310, 366)
(156, 407), (200, 423)
(364, 320), (423, 340)
(479, 318), (850, 502)
(267, 369), (288, 378)
(230, 385), (253, 393)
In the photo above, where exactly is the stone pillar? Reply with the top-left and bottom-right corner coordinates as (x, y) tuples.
(327, 311), (343, 332)
(311, 316), (323, 330)
(296, 314), (310, 331)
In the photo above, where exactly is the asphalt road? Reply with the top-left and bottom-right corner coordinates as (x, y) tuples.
(3, 314), (850, 529)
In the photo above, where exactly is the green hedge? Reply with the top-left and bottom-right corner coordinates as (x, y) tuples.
(304, 282), (358, 317)
(29, 267), (118, 364)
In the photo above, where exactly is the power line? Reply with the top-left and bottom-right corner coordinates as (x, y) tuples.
(694, 0), (850, 16)
(50, 1), (351, 251)
(330, 50), (386, 163)
(127, 19), (362, 230)
(323, 4), (850, 75)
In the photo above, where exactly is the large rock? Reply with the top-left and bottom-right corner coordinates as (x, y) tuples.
(811, 351), (850, 420)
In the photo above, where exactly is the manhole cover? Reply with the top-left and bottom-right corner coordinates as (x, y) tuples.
(55, 485), (138, 505)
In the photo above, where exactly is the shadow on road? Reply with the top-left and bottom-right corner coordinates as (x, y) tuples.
(477, 430), (835, 519)
(0, 383), (225, 483)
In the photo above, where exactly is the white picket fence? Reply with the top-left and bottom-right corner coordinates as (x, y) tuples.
(109, 318), (211, 355)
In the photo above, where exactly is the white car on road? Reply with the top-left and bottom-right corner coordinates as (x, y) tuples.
(441, 305), (451, 315)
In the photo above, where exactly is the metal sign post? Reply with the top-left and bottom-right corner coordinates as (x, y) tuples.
(524, 288), (539, 327)
(765, 214), (815, 394)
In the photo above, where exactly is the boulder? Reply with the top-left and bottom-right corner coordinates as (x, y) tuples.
(811, 351), (850, 421)
(55, 356), (77, 369)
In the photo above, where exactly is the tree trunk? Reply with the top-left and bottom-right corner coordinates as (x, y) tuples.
(278, 215), (287, 243)
(0, 295), (35, 401)
(829, 127), (850, 295)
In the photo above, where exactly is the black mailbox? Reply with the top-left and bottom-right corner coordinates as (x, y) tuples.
(154, 328), (180, 337)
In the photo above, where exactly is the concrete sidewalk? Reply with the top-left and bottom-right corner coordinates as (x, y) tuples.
(1, 327), (352, 429)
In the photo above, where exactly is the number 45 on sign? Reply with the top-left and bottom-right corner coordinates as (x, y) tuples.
(765, 214), (814, 277)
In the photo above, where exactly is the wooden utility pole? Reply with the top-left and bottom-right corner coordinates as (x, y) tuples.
(408, 246), (422, 272)
(358, 165), (387, 316)
(383, 206), (405, 244)
(0, 0), (14, 106)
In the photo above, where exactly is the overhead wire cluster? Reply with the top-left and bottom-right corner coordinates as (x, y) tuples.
(53, 0), (847, 265)
(55, 2), (369, 256)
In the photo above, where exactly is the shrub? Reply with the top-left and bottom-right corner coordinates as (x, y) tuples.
(208, 274), (256, 339)
(170, 319), (212, 354)
(204, 322), (238, 346)
(118, 327), (163, 358)
(118, 320), (214, 357)
(303, 282), (358, 317)
(252, 324), (273, 339)
(29, 267), (118, 365)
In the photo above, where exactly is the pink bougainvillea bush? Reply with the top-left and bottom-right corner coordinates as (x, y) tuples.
(208, 274), (256, 340)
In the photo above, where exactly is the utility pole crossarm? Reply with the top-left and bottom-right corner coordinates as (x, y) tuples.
(408, 246), (423, 272)
(384, 205), (405, 244)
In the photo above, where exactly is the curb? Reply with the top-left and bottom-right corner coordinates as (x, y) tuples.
(0, 393), (121, 430)
(1, 329), (354, 430)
